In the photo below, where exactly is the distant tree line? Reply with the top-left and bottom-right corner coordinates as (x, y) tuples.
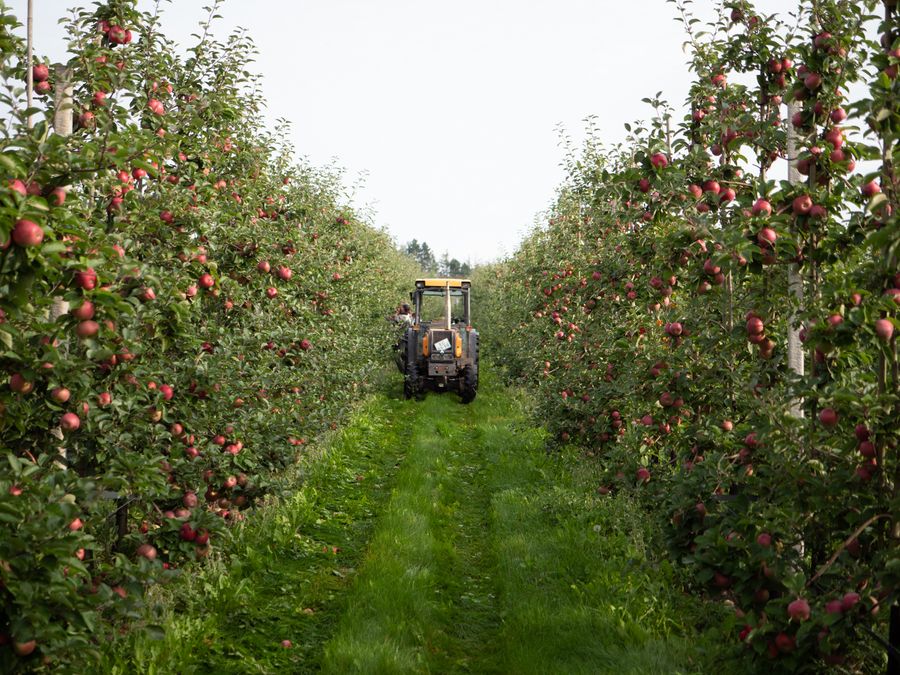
(402, 239), (472, 278)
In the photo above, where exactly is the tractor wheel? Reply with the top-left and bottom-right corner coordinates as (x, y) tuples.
(460, 366), (478, 404)
(404, 361), (418, 400)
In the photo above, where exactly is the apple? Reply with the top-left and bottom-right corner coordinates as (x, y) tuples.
(68, 518), (83, 531)
(257, 260), (271, 273)
(756, 532), (772, 547)
(775, 633), (795, 653)
(60, 412), (81, 431)
(841, 592), (860, 612)
(650, 153), (668, 169)
(636, 467), (650, 483)
(277, 266), (292, 281)
(11, 219), (44, 247)
(76, 320), (100, 338)
(75, 268), (97, 290)
(51, 387), (71, 404)
(751, 198), (772, 217)
(7, 179), (27, 197)
(787, 597), (811, 621)
(804, 72), (822, 89)
(194, 528), (209, 546)
(746, 316), (765, 336)
(136, 543), (157, 561)
(855, 424), (870, 441)
(98, 392), (112, 406)
(32, 62), (51, 83)
(818, 407), (839, 428)
(826, 599), (844, 614)
(141, 287), (156, 301)
(713, 572), (731, 589)
(792, 195), (813, 215)
(281, 639), (292, 649)
(182, 492), (199, 509)
(757, 227), (777, 245)
(858, 441), (875, 458)
(9, 373), (33, 394)
(861, 180), (881, 197)
(199, 273), (214, 289)
(703, 180), (720, 195)
(874, 319), (893, 342)
(179, 523), (197, 541)
(13, 639), (36, 656)
(266, 287), (278, 298)
(148, 98), (165, 115)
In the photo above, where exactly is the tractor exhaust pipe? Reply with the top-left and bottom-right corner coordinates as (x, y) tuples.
(445, 281), (452, 331)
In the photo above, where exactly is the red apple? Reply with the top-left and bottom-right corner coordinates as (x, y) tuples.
(98, 392), (112, 406)
(861, 180), (881, 198)
(874, 318), (893, 342)
(9, 373), (33, 394)
(751, 198), (772, 217)
(792, 195), (813, 215)
(11, 219), (44, 247)
(180, 522), (197, 541)
(75, 268), (97, 290)
(199, 273), (214, 289)
(13, 640), (36, 656)
(757, 227), (777, 245)
(136, 543), (157, 560)
(650, 153), (668, 169)
(787, 597), (811, 621)
(76, 320), (100, 338)
(148, 98), (165, 116)
(818, 407), (839, 428)
(50, 387), (71, 404)
(60, 412), (81, 431)
(257, 260), (271, 273)
(636, 467), (650, 483)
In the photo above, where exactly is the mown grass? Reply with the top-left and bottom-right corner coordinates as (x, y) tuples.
(322, 370), (732, 673)
(100, 367), (738, 674)
(99, 386), (412, 674)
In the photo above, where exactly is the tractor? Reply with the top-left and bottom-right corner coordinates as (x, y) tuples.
(395, 278), (478, 403)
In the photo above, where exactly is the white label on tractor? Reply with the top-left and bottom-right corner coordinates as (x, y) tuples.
(434, 338), (451, 354)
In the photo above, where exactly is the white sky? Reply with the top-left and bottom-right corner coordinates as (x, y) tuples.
(7, 1), (809, 263)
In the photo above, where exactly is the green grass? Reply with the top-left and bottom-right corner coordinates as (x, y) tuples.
(322, 370), (726, 673)
(100, 367), (733, 674)
(100, 387), (413, 674)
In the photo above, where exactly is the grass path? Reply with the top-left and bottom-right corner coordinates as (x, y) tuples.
(103, 369), (728, 673)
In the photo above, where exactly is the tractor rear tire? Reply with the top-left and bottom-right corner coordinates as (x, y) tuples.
(460, 366), (477, 404)
(404, 361), (418, 400)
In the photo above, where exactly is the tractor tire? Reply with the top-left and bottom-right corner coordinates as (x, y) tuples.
(460, 366), (477, 404)
(404, 360), (418, 400)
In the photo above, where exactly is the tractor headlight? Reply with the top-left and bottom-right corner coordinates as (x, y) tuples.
(455, 334), (462, 358)
(422, 334), (429, 357)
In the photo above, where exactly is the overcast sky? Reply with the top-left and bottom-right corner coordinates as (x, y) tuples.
(9, 0), (799, 264)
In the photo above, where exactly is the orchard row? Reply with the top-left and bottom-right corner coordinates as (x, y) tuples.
(477, 0), (898, 671)
(0, 1), (415, 670)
